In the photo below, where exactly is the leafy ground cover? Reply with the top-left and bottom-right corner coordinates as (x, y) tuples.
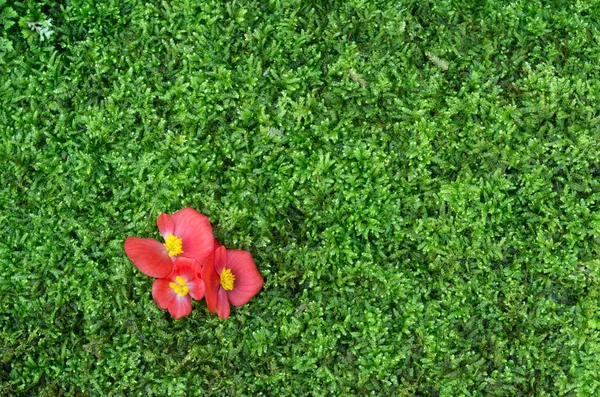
(1, 0), (600, 395)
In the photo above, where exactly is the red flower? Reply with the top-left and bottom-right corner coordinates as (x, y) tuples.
(202, 245), (264, 318)
(152, 257), (205, 319)
(124, 207), (214, 278)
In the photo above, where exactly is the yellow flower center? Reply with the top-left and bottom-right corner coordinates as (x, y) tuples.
(164, 234), (184, 257)
(169, 276), (189, 297)
(220, 268), (236, 291)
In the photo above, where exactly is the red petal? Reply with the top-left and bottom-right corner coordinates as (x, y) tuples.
(168, 295), (192, 319)
(152, 278), (177, 310)
(217, 287), (230, 318)
(226, 250), (264, 307)
(124, 237), (173, 278)
(157, 213), (175, 238)
(213, 245), (227, 274)
(173, 257), (201, 279)
(161, 208), (214, 265)
(194, 240), (221, 278)
(188, 278), (205, 301)
(201, 252), (219, 313)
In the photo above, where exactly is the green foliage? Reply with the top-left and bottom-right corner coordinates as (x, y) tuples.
(20, 19), (54, 44)
(0, 0), (17, 56)
(1, 0), (600, 395)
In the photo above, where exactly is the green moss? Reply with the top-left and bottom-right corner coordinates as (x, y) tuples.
(1, 0), (600, 395)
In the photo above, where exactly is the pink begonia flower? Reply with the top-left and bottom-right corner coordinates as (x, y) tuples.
(124, 207), (214, 278)
(202, 245), (264, 318)
(152, 257), (205, 319)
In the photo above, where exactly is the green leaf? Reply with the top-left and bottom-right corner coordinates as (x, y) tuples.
(0, 36), (12, 54)
(0, 6), (17, 24)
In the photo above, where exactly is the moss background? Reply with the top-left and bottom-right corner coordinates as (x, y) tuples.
(1, 0), (600, 395)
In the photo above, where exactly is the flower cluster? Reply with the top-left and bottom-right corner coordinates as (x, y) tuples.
(124, 207), (264, 319)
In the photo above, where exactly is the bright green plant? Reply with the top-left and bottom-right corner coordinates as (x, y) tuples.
(0, 0), (17, 56)
(1, 0), (600, 395)
(20, 18), (54, 43)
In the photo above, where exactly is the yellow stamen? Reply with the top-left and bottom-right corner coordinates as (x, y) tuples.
(169, 275), (189, 296)
(220, 268), (235, 291)
(164, 234), (184, 257)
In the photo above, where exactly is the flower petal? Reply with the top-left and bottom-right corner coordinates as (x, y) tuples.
(162, 208), (214, 264)
(157, 213), (175, 239)
(213, 245), (227, 274)
(188, 278), (205, 301)
(202, 252), (220, 313)
(172, 257), (205, 301)
(226, 250), (264, 307)
(152, 278), (177, 310)
(124, 237), (172, 278)
(174, 257), (201, 278)
(217, 287), (230, 319)
(168, 295), (192, 319)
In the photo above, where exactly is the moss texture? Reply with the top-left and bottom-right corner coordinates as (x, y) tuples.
(1, 0), (600, 395)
